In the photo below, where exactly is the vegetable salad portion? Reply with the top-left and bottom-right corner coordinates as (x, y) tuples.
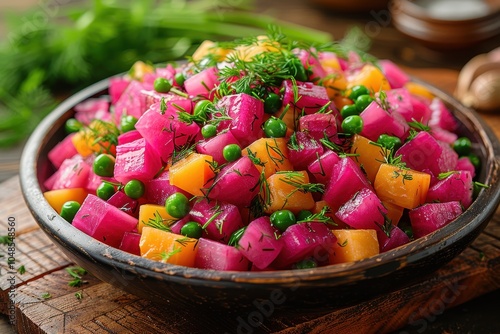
(43, 30), (483, 271)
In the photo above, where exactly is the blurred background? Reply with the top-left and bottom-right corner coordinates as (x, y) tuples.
(0, 1), (499, 332)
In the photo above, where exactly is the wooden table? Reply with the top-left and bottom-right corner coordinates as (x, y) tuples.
(1, 0), (499, 333)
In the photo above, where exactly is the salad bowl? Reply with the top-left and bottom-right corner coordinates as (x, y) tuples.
(20, 70), (500, 310)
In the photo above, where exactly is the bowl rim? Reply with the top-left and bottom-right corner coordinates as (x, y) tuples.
(20, 74), (500, 287)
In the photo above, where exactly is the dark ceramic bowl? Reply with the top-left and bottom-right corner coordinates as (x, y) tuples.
(20, 75), (500, 310)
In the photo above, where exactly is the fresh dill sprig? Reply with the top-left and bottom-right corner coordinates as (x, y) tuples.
(66, 266), (88, 287)
(297, 205), (335, 226)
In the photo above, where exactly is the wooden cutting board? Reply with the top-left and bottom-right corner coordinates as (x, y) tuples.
(0, 69), (499, 333)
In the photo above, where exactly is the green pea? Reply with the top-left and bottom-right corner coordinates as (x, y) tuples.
(341, 115), (363, 135)
(174, 72), (185, 86)
(93, 154), (115, 177)
(124, 179), (145, 199)
(60, 201), (81, 223)
(354, 94), (374, 111)
(193, 100), (213, 121)
(468, 154), (481, 170)
(65, 118), (83, 133)
(264, 92), (282, 114)
(165, 192), (190, 218)
(180, 222), (203, 239)
(270, 210), (296, 232)
(294, 258), (318, 269)
(296, 210), (313, 221)
(120, 115), (138, 133)
(154, 77), (172, 93)
(453, 137), (472, 156)
(264, 117), (287, 138)
(201, 124), (217, 139)
(340, 104), (360, 119)
(223, 144), (242, 162)
(377, 134), (402, 150)
(348, 85), (370, 101)
(96, 182), (115, 200)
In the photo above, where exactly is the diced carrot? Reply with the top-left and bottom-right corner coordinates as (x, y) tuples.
(330, 229), (379, 264)
(321, 69), (347, 100)
(192, 40), (230, 62)
(264, 171), (316, 214)
(382, 200), (405, 226)
(72, 120), (118, 157)
(332, 95), (353, 111)
(169, 153), (215, 196)
(312, 200), (348, 229)
(374, 163), (431, 209)
(137, 204), (175, 234)
(347, 64), (391, 94)
(405, 82), (435, 100)
(43, 188), (88, 214)
(319, 56), (341, 71)
(128, 61), (155, 81)
(350, 134), (389, 183)
(243, 138), (294, 179)
(275, 106), (300, 131)
(139, 227), (198, 267)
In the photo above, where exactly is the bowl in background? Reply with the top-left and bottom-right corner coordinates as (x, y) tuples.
(20, 74), (500, 309)
(391, 0), (500, 50)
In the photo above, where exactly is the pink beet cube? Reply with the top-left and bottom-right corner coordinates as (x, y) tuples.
(119, 232), (141, 256)
(323, 157), (372, 211)
(48, 133), (77, 169)
(73, 194), (138, 248)
(196, 131), (241, 164)
(288, 132), (324, 170)
(307, 150), (341, 185)
(426, 171), (473, 209)
(360, 101), (410, 141)
(409, 201), (463, 238)
(282, 79), (330, 115)
(299, 113), (338, 141)
(335, 187), (387, 230)
(113, 138), (163, 184)
(195, 238), (250, 271)
(238, 217), (283, 270)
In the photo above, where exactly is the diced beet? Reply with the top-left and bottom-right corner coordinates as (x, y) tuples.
(196, 131), (241, 164)
(426, 171), (473, 209)
(109, 76), (131, 105)
(429, 98), (458, 132)
(396, 131), (458, 177)
(238, 217), (283, 270)
(408, 95), (432, 124)
(119, 232), (141, 256)
(215, 93), (265, 147)
(113, 81), (152, 121)
(409, 201), (462, 238)
(144, 170), (188, 206)
(189, 200), (244, 244)
(118, 130), (143, 145)
(376, 226), (410, 252)
(184, 67), (219, 98)
(383, 88), (413, 121)
(107, 191), (139, 217)
(74, 97), (111, 125)
(307, 150), (341, 185)
(48, 133), (77, 169)
(430, 127), (458, 144)
(323, 157), (372, 211)
(360, 101), (410, 141)
(49, 155), (90, 190)
(288, 132), (324, 170)
(295, 48), (327, 82)
(379, 60), (409, 89)
(195, 238), (249, 271)
(456, 157), (476, 178)
(135, 101), (200, 162)
(335, 187), (387, 230)
(281, 79), (330, 114)
(299, 113), (338, 141)
(273, 222), (336, 269)
(73, 194), (138, 248)
(207, 156), (261, 207)
(113, 138), (163, 184)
